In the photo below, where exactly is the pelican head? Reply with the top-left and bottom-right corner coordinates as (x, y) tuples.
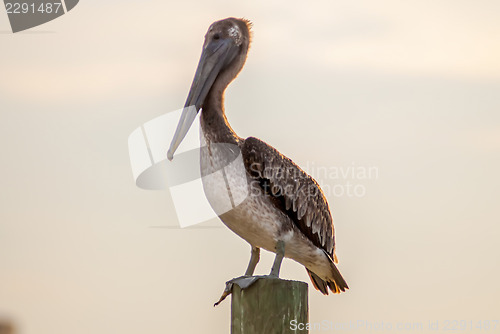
(167, 17), (252, 160)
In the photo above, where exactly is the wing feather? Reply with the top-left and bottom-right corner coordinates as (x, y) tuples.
(242, 136), (336, 258)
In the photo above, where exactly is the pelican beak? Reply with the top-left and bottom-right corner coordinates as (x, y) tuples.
(167, 38), (239, 160)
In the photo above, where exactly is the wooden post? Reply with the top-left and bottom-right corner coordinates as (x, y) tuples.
(231, 277), (308, 334)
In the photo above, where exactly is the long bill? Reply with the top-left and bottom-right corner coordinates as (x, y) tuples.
(167, 38), (238, 160)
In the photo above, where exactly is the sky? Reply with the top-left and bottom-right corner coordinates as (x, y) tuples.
(1, 1), (499, 333)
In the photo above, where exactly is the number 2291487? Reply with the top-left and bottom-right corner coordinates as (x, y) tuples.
(5, 2), (62, 14)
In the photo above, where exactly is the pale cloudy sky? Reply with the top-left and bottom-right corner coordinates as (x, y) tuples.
(1, 1), (499, 333)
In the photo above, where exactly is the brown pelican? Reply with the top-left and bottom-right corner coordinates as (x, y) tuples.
(167, 17), (348, 302)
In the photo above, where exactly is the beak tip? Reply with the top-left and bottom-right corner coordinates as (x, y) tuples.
(167, 149), (174, 161)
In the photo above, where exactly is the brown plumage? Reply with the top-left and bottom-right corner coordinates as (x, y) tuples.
(242, 137), (348, 294)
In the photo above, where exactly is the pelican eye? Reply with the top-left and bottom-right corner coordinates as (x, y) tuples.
(213, 33), (220, 40)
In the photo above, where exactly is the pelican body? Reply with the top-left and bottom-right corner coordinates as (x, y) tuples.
(168, 18), (348, 296)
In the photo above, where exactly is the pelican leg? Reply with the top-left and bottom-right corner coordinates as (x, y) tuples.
(215, 246), (261, 306)
(244, 246), (260, 276)
(269, 240), (285, 277)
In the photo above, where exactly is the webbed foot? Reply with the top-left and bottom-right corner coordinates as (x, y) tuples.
(214, 275), (277, 306)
